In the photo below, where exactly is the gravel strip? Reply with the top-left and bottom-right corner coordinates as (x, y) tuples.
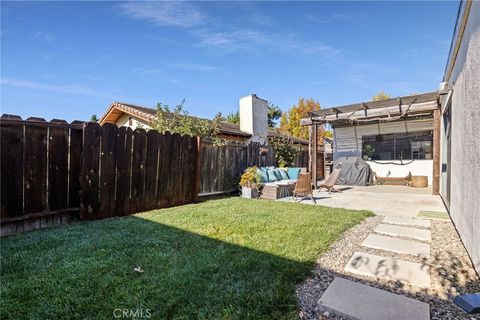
(296, 216), (480, 320)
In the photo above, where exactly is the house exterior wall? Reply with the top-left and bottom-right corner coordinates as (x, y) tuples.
(441, 1), (480, 274)
(333, 118), (434, 157)
(367, 160), (433, 182)
(116, 114), (150, 130)
(331, 118), (435, 183)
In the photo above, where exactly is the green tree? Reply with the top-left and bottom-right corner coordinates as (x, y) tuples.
(279, 98), (323, 140)
(267, 104), (282, 128)
(90, 114), (98, 122)
(152, 100), (226, 146)
(268, 135), (301, 167)
(372, 91), (391, 101)
(225, 111), (240, 125)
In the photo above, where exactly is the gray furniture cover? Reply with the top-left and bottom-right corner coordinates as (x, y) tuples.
(333, 157), (374, 186)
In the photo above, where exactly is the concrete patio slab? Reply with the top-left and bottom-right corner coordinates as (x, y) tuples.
(362, 233), (430, 257)
(280, 185), (447, 218)
(319, 277), (430, 320)
(375, 224), (432, 241)
(345, 252), (431, 288)
(382, 216), (431, 228)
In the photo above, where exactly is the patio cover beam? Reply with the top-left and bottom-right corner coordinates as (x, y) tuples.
(300, 100), (439, 126)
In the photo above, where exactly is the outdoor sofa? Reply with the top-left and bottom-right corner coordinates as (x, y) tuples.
(257, 166), (306, 200)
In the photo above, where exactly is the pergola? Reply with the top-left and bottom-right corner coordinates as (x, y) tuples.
(300, 91), (443, 194)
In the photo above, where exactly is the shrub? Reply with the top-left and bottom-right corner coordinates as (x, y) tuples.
(239, 166), (261, 189)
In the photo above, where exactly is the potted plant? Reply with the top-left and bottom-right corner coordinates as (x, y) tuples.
(240, 166), (261, 199)
(362, 144), (375, 160)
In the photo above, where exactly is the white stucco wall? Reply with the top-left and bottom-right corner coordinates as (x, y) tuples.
(442, 1), (480, 274)
(367, 160), (433, 183)
(239, 94), (268, 143)
(116, 114), (150, 130)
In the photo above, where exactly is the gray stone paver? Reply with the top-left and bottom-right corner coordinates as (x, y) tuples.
(318, 277), (430, 320)
(382, 216), (430, 228)
(374, 224), (431, 241)
(345, 251), (431, 289)
(362, 233), (430, 257)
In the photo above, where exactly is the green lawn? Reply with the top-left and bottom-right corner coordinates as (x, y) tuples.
(1, 197), (372, 319)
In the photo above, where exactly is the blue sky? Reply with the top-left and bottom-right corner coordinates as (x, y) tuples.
(1, 1), (459, 122)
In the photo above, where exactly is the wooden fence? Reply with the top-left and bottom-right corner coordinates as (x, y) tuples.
(80, 123), (198, 220)
(1, 115), (309, 236)
(1, 116), (83, 235)
(200, 141), (309, 195)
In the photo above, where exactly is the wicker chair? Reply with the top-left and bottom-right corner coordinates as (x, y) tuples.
(293, 173), (316, 204)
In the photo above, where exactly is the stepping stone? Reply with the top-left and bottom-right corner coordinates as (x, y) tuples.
(417, 210), (449, 220)
(362, 234), (430, 258)
(345, 252), (430, 288)
(383, 216), (430, 228)
(375, 224), (431, 241)
(319, 277), (430, 320)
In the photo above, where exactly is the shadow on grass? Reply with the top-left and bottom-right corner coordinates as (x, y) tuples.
(1, 215), (315, 320)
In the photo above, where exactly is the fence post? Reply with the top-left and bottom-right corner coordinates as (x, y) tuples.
(194, 136), (202, 202)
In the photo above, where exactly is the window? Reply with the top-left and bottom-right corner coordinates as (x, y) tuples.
(362, 131), (433, 161)
(128, 116), (133, 126)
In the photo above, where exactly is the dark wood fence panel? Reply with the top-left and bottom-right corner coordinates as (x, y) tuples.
(98, 123), (117, 218)
(0, 116), (83, 236)
(1, 122), (24, 217)
(79, 126), (199, 220)
(80, 122), (101, 220)
(69, 127), (83, 208)
(48, 124), (69, 210)
(115, 127), (133, 216)
(199, 142), (248, 195)
(199, 142), (308, 195)
(145, 130), (160, 211)
(24, 123), (48, 214)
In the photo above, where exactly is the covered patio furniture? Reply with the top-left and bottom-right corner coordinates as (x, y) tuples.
(319, 168), (342, 193)
(333, 157), (374, 186)
(293, 173), (316, 204)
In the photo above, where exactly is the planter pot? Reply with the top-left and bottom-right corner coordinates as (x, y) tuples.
(242, 187), (259, 199)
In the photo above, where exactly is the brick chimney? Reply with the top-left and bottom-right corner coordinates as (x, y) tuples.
(239, 94), (268, 143)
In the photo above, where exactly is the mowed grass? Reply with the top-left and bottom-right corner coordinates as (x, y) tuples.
(1, 197), (373, 319)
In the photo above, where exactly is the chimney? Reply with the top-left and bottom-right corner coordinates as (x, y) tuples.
(239, 94), (268, 143)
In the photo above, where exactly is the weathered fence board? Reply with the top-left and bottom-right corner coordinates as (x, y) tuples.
(80, 122), (101, 220)
(98, 123), (117, 218)
(1, 123), (24, 217)
(131, 129), (147, 214)
(0, 116), (83, 236)
(48, 126), (69, 210)
(69, 128), (83, 208)
(115, 126), (133, 216)
(145, 130), (160, 211)
(24, 123), (48, 214)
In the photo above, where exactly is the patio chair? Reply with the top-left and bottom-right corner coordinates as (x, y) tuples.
(293, 173), (316, 204)
(319, 168), (341, 193)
